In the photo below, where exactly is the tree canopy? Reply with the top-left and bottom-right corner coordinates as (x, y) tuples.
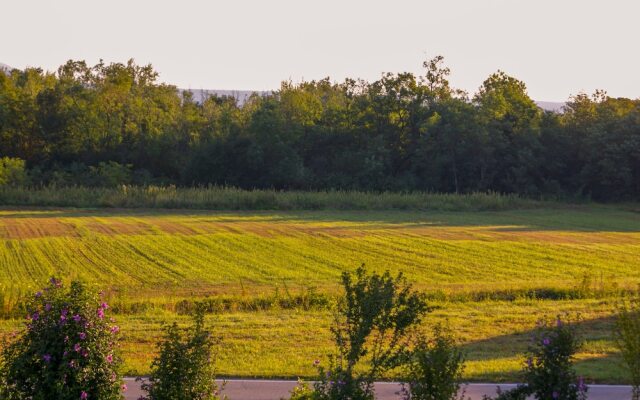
(0, 58), (638, 200)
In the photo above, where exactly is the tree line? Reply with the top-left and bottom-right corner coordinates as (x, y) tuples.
(0, 57), (638, 200)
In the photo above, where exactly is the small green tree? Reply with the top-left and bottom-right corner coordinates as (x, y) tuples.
(401, 325), (466, 400)
(309, 266), (429, 400)
(0, 278), (124, 400)
(140, 303), (224, 400)
(615, 297), (640, 400)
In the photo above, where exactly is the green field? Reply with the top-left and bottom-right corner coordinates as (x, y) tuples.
(0, 205), (638, 381)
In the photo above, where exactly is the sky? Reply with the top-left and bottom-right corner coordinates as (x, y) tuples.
(2, 0), (639, 101)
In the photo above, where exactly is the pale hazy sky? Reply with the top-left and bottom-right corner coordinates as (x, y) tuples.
(2, 0), (639, 101)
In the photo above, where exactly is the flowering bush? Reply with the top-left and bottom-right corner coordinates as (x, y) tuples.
(294, 266), (429, 400)
(492, 316), (587, 400)
(401, 325), (466, 400)
(0, 278), (124, 400)
(139, 303), (224, 400)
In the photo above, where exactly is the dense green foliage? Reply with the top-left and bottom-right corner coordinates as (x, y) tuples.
(1, 58), (639, 200)
(140, 303), (223, 400)
(400, 325), (465, 400)
(0, 279), (123, 400)
(615, 297), (640, 400)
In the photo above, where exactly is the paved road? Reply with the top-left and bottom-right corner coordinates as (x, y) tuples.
(123, 378), (633, 400)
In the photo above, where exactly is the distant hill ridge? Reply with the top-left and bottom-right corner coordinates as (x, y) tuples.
(185, 89), (565, 112)
(0, 62), (565, 111)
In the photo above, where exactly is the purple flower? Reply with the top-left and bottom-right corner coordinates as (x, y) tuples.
(68, 359), (77, 368)
(45, 303), (52, 312)
(97, 308), (105, 319)
(74, 343), (82, 353)
(31, 312), (39, 321)
(80, 391), (88, 399)
(110, 325), (120, 334)
(79, 332), (86, 340)
(43, 354), (52, 363)
(73, 314), (82, 322)
(578, 376), (587, 393)
(543, 337), (551, 346)
(35, 291), (42, 298)
(552, 391), (559, 399)
(100, 302), (109, 310)
(81, 349), (89, 358)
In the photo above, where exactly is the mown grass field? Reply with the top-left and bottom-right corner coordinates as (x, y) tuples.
(0, 204), (638, 382)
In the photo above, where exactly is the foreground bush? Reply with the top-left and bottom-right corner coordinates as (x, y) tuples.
(301, 266), (429, 400)
(139, 303), (224, 400)
(401, 325), (465, 400)
(492, 316), (587, 400)
(0, 278), (123, 400)
(615, 297), (640, 400)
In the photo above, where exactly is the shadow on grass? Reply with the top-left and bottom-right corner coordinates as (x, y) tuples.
(459, 314), (629, 383)
(0, 207), (638, 232)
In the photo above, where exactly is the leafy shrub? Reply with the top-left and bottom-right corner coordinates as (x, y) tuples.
(401, 325), (466, 400)
(0, 157), (28, 187)
(287, 379), (316, 400)
(139, 303), (224, 400)
(0, 278), (124, 400)
(304, 266), (429, 400)
(492, 316), (587, 400)
(614, 296), (640, 400)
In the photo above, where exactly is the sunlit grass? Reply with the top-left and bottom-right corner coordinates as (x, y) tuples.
(0, 205), (638, 381)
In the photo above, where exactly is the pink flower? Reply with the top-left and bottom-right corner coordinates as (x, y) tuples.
(106, 354), (113, 363)
(97, 308), (105, 319)
(80, 391), (88, 399)
(100, 302), (109, 310)
(110, 325), (120, 334)
(74, 343), (82, 353)
(121, 384), (127, 392)
(79, 332), (86, 340)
